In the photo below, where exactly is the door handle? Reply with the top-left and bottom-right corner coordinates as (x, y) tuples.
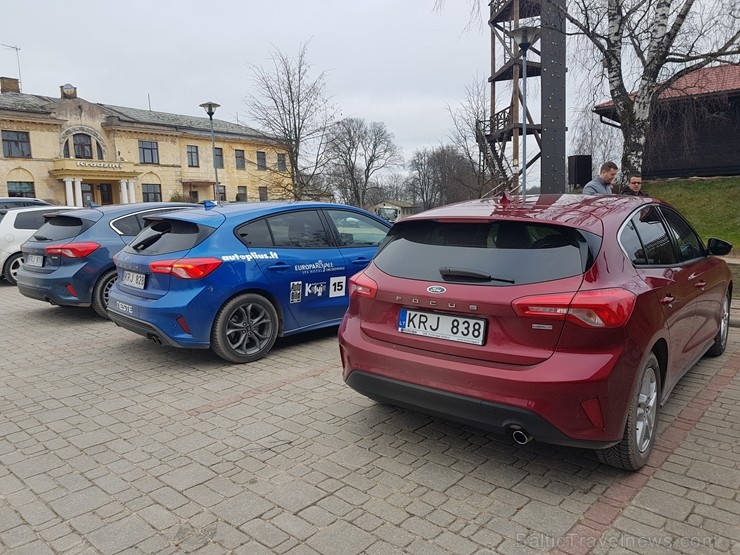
(694, 280), (706, 289)
(660, 295), (675, 306)
(267, 263), (290, 271)
(351, 258), (369, 265)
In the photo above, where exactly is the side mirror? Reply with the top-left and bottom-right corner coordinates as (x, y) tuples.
(707, 237), (733, 256)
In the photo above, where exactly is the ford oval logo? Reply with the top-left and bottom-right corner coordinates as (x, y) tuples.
(427, 286), (447, 294)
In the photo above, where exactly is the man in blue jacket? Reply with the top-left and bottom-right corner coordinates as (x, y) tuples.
(583, 161), (618, 195)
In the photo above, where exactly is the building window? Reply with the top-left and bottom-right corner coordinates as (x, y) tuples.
(217, 185), (226, 201)
(235, 149), (246, 170)
(256, 151), (266, 170)
(97, 142), (104, 160)
(99, 184), (113, 204)
(277, 153), (287, 172)
(141, 184), (162, 202)
(259, 186), (268, 201)
(7, 181), (35, 197)
(214, 147), (224, 169)
(237, 186), (247, 201)
(138, 141), (159, 164)
(2, 131), (31, 158)
(73, 133), (93, 159)
(187, 145), (199, 167)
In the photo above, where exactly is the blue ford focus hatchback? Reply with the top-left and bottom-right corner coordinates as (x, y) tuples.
(108, 202), (391, 362)
(17, 202), (194, 317)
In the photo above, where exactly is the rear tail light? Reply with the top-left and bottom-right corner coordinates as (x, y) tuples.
(512, 288), (636, 328)
(46, 242), (100, 258)
(349, 271), (378, 299)
(149, 258), (222, 279)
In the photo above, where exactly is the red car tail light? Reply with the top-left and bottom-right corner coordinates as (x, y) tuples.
(149, 258), (222, 279)
(46, 242), (100, 258)
(349, 271), (378, 299)
(512, 288), (636, 328)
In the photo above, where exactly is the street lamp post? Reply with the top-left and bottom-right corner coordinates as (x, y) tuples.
(199, 101), (221, 201)
(511, 26), (538, 199)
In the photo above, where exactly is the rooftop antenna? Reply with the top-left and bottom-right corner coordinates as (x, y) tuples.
(1, 44), (22, 92)
(234, 112), (240, 125)
(147, 93), (152, 111)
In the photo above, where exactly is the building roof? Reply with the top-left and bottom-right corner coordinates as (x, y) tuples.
(594, 64), (740, 111)
(0, 89), (273, 142)
(99, 104), (268, 140)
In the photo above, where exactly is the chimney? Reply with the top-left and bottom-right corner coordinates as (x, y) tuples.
(60, 83), (77, 99)
(1, 77), (21, 94)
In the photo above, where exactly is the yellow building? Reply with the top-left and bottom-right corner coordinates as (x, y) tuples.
(0, 78), (291, 206)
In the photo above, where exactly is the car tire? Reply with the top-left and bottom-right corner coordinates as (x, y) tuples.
(706, 291), (730, 357)
(595, 352), (661, 471)
(92, 269), (117, 319)
(2, 252), (23, 286)
(211, 293), (279, 363)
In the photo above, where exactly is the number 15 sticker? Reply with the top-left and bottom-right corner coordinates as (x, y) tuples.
(329, 276), (346, 298)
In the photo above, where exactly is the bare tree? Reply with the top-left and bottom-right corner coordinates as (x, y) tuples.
(244, 43), (337, 200)
(375, 172), (411, 203)
(407, 149), (440, 210)
(569, 107), (623, 175)
(325, 118), (402, 208)
(558, 0), (740, 175)
(447, 76), (491, 198)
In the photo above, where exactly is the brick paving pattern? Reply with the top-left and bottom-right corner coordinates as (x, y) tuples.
(0, 282), (737, 554)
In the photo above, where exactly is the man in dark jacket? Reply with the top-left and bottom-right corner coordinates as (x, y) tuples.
(620, 173), (647, 196)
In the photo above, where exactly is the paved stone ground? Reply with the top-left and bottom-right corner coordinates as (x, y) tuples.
(0, 282), (737, 555)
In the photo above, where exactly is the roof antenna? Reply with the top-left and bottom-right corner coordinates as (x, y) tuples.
(147, 93), (152, 111)
(1, 44), (22, 92)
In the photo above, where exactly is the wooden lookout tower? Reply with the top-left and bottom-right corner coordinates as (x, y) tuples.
(477, 0), (567, 195)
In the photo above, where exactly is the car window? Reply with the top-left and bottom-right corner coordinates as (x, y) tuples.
(620, 220), (648, 265)
(33, 215), (92, 241)
(112, 207), (189, 236)
(374, 220), (596, 286)
(236, 219), (273, 248)
(267, 211), (330, 248)
(326, 210), (389, 247)
(112, 213), (140, 236)
(126, 219), (215, 255)
(13, 209), (62, 230)
(628, 206), (678, 265)
(659, 206), (705, 262)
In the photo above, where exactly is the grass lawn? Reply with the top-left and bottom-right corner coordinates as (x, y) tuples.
(646, 177), (740, 252)
(645, 176), (739, 299)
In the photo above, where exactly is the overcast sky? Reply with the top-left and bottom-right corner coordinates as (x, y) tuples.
(1, 1), (497, 163)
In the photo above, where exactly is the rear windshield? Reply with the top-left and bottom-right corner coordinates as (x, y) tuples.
(374, 220), (600, 286)
(32, 215), (93, 241)
(124, 219), (215, 255)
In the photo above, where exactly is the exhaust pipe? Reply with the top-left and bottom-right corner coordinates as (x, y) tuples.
(509, 426), (533, 445)
(147, 333), (163, 345)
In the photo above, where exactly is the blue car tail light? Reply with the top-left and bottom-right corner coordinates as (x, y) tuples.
(46, 242), (100, 258)
(149, 257), (223, 279)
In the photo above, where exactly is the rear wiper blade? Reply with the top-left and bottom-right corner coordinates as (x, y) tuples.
(439, 266), (515, 284)
(33, 235), (51, 241)
(132, 231), (169, 251)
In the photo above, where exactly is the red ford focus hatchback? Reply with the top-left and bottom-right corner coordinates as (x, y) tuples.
(338, 194), (732, 470)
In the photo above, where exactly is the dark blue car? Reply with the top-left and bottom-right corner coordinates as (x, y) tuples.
(17, 202), (194, 317)
(107, 202), (391, 363)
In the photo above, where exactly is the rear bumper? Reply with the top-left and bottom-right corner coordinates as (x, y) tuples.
(345, 371), (617, 449)
(18, 265), (94, 306)
(338, 317), (638, 448)
(16, 272), (91, 307)
(108, 309), (209, 349)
